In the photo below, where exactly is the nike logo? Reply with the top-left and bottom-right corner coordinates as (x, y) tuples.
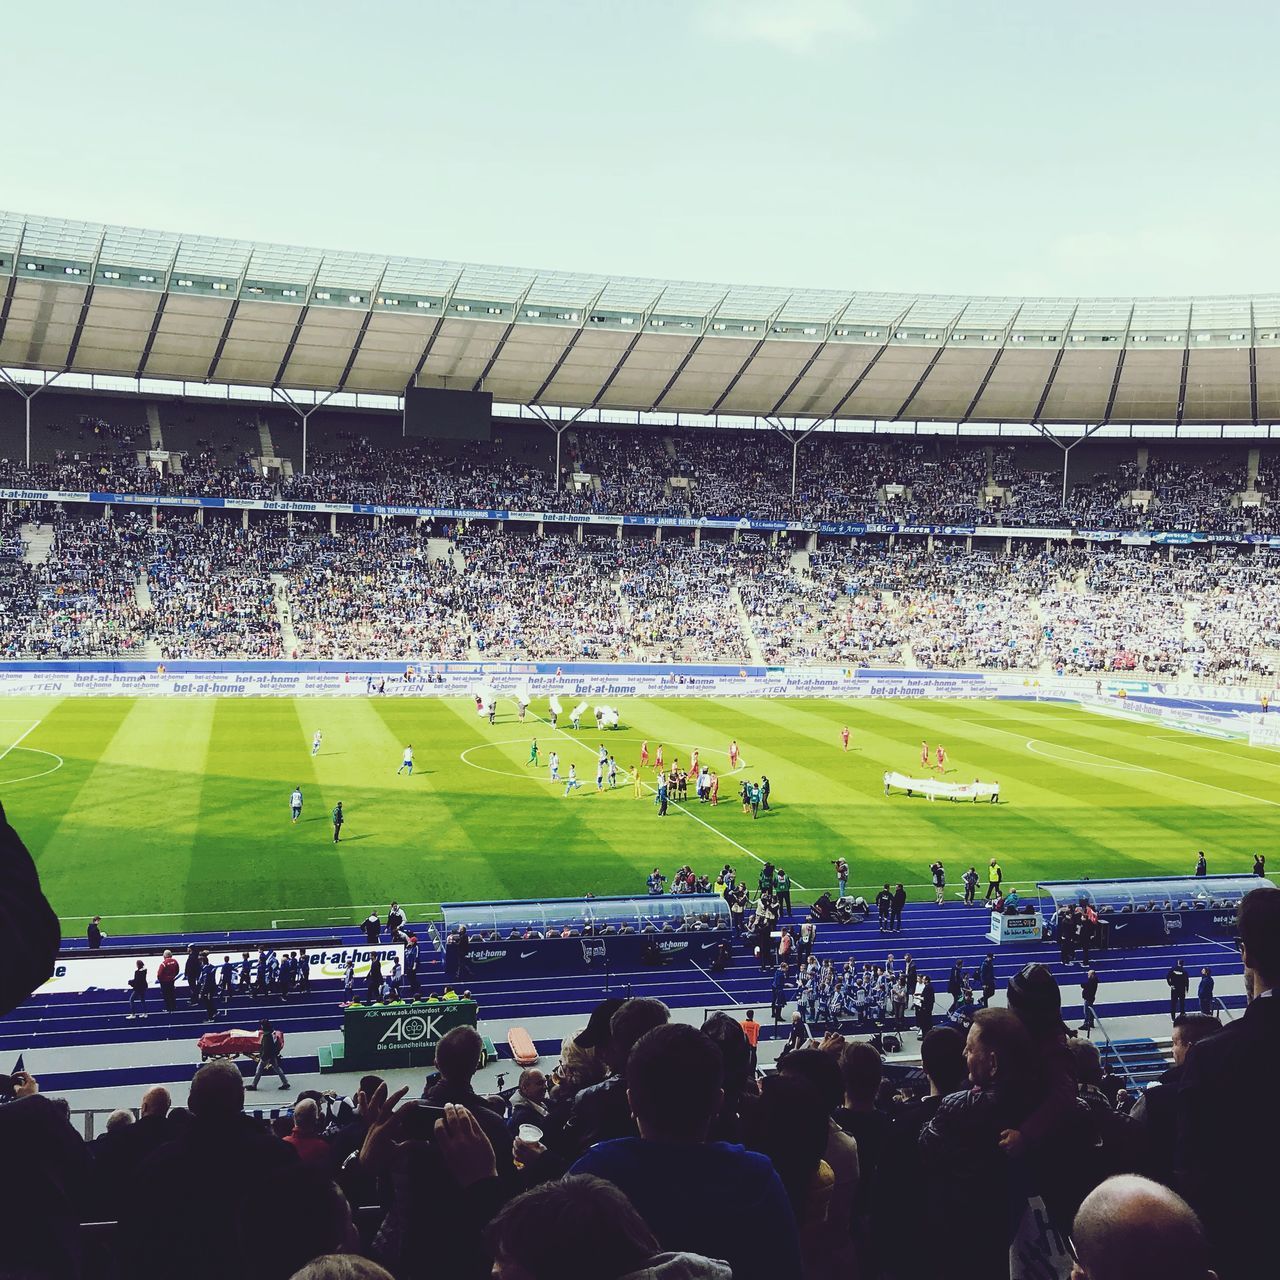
(520, 950), (538, 959)
(701, 942), (719, 950)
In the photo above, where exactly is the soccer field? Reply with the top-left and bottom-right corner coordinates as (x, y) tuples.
(0, 695), (1271, 937)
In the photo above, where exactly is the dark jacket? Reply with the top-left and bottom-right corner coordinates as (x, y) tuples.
(1176, 994), (1280, 1280)
(123, 1114), (297, 1280)
(1081, 975), (1099, 1005)
(0, 1094), (93, 1280)
(1167, 965), (1190, 995)
(0, 802), (60, 1015)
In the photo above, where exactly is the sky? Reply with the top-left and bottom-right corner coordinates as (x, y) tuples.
(2, 1), (1276, 299)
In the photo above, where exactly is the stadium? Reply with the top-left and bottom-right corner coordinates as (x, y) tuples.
(0, 7), (1276, 1280)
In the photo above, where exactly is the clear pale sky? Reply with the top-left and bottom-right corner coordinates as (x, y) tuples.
(3, 1), (1275, 298)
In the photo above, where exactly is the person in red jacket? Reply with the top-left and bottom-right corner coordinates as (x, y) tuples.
(156, 950), (180, 1012)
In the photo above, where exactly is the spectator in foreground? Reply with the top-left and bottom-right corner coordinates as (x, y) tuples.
(238, 1164), (360, 1280)
(1130, 1013), (1221, 1183)
(742, 1072), (842, 1280)
(123, 1060), (297, 1280)
(484, 1174), (730, 1280)
(507, 1067), (554, 1140)
(1070, 1174), (1218, 1280)
(289, 1259), (395, 1280)
(1177, 885), (1280, 1280)
(89, 1085), (173, 1216)
(284, 1097), (335, 1170)
(560, 997), (669, 1153)
(919, 1009), (1036, 1279)
(775, 1047), (860, 1262)
(0, 800), (60, 1015)
(571, 1022), (801, 1280)
(0, 1068), (92, 1280)
(421, 1025), (516, 1174)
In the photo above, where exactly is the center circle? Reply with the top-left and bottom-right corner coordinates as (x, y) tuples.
(0, 746), (65, 786)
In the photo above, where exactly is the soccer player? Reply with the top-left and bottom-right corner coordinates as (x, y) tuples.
(312, 730), (322, 757)
(655, 743), (664, 771)
(935, 743), (946, 774)
(596, 757), (604, 792)
(528, 738), (539, 766)
(608, 755), (617, 788)
(709, 771), (719, 805)
(290, 786), (303, 825)
(841, 725), (850, 752)
(633, 763), (644, 797)
(690, 748), (699, 776)
(640, 740), (649, 768)
(332, 801), (344, 844)
(921, 740), (930, 770)
(564, 764), (582, 797)
(548, 750), (560, 782)
(397, 745), (414, 776)
(729, 739), (739, 769)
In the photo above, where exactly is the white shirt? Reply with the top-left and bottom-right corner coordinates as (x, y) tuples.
(290, 790), (303, 808)
(403, 747), (413, 763)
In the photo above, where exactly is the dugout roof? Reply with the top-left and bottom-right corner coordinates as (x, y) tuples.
(2, 210), (1279, 425)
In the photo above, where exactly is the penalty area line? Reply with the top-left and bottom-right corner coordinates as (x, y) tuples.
(0, 720), (41, 764)
(525, 710), (807, 890)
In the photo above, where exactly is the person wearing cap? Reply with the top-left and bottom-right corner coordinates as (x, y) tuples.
(997, 963), (1077, 1176)
(561, 997), (670, 1154)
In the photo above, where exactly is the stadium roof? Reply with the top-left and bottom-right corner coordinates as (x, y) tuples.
(2, 210), (1279, 426)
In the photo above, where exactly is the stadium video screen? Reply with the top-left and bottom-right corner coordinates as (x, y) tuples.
(403, 385), (493, 441)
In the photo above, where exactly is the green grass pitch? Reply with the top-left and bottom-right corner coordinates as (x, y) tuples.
(0, 695), (1271, 937)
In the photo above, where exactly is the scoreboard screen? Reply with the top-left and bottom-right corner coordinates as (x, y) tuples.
(403, 385), (493, 441)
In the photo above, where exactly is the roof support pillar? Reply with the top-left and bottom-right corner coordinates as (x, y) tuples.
(531, 405), (585, 490)
(766, 416), (828, 498)
(0, 369), (62, 468)
(1030, 421), (1107, 509)
(271, 387), (335, 476)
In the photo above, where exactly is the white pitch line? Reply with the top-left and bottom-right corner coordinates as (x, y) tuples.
(694, 961), (743, 1009)
(953, 711), (1280, 810)
(525, 709), (808, 890)
(0, 719), (41, 764)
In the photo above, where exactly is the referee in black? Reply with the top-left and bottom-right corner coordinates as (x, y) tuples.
(332, 800), (344, 843)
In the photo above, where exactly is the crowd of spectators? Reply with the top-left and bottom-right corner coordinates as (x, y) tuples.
(5, 895), (1277, 1279)
(5, 412), (1279, 535)
(0, 510), (1278, 679)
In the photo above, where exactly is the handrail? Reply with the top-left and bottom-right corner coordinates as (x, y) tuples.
(1091, 1014), (1146, 1096)
(1212, 995), (1236, 1023)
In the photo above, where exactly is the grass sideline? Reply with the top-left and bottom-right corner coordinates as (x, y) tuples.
(0, 695), (1270, 938)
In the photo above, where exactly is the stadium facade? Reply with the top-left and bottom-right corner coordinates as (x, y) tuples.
(3, 210), (1280, 432)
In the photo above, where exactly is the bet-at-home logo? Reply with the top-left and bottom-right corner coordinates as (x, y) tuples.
(378, 1013), (445, 1046)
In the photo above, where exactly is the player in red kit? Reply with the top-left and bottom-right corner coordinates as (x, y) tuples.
(729, 740), (739, 769)
(655, 744), (664, 771)
(841, 725), (850, 752)
(921, 740), (930, 769)
(936, 744), (947, 773)
(640, 740), (649, 768)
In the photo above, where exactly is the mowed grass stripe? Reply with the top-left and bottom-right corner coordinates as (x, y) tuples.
(10, 695), (1273, 935)
(37, 698), (216, 922)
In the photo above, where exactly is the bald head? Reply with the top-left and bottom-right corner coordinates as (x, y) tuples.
(1072, 1176), (1217, 1280)
(188, 1060), (245, 1119)
(292, 1097), (320, 1134)
(140, 1085), (171, 1118)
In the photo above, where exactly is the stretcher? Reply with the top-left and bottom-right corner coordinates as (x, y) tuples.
(197, 1028), (285, 1061)
(507, 1026), (539, 1067)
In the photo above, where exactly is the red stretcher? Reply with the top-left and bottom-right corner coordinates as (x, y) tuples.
(197, 1028), (285, 1061)
(507, 1026), (538, 1067)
